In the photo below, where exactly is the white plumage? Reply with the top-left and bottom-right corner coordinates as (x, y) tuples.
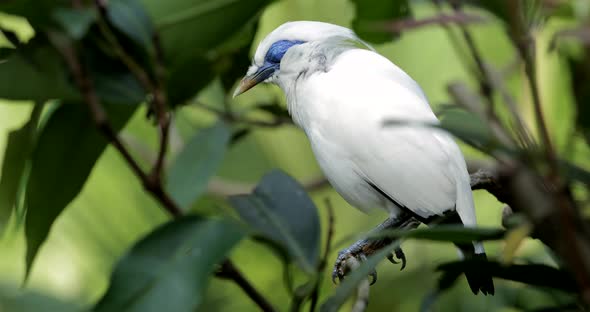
(235, 21), (493, 295)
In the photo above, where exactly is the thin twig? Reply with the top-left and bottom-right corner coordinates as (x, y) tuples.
(216, 261), (277, 312)
(382, 11), (486, 34)
(191, 101), (294, 128)
(149, 32), (170, 182)
(309, 199), (336, 312)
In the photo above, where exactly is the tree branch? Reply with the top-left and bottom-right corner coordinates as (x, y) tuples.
(53, 9), (274, 309)
(93, 1), (171, 184)
(216, 261), (277, 312)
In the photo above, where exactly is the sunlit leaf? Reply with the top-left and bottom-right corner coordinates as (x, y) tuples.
(24, 103), (135, 279)
(350, 0), (411, 43)
(501, 224), (532, 264)
(166, 122), (230, 211)
(229, 170), (320, 273)
(0, 105), (41, 233)
(94, 216), (243, 312)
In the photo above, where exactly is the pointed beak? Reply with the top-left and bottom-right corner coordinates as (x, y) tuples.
(233, 63), (279, 98)
(233, 75), (260, 98)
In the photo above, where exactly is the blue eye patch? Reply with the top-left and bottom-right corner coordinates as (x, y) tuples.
(265, 40), (305, 64)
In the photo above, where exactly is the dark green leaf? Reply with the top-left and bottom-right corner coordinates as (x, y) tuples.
(166, 122), (230, 211)
(0, 105), (41, 233)
(94, 216), (243, 312)
(0, 0), (69, 27)
(141, 0), (273, 67)
(229, 170), (320, 273)
(0, 42), (79, 102)
(24, 103), (135, 279)
(368, 225), (506, 244)
(559, 160), (590, 186)
(320, 241), (400, 312)
(166, 56), (213, 106)
(350, 0), (411, 43)
(0, 28), (20, 47)
(218, 20), (259, 91)
(107, 0), (154, 48)
(0, 285), (83, 312)
(51, 7), (97, 39)
(437, 259), (578, 292)
(0, 47), (14, 60)
(567, 54), (590, 146)
(93, 71), (146, 106)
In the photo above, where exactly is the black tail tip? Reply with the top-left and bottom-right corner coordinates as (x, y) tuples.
(465, 253), (495, 296)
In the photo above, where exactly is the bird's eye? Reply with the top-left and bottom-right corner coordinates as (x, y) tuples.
(265, 40), (305, 64)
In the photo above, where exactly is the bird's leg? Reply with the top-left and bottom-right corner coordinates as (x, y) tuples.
(332, 212), (420, 285)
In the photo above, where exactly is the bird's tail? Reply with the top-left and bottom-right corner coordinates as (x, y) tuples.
(457, 243), (495, 296)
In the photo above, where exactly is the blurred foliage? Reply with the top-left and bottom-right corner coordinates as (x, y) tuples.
(0, 0), (589, 312)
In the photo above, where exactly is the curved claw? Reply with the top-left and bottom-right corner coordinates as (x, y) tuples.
(387, 253), (399, 264)
(395, 247), (406, 271)
(369, 270), (377, 285)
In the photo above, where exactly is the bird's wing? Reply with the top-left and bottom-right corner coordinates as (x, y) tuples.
(305, 49), (476, 222)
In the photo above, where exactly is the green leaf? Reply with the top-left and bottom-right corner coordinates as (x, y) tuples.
(0, 28), (20, 47)
(0, 0), (69, 27)
(51, 7), (97, 39)
(320, 241), (400, 312)
(24, 103), (135, 279)
(367, 225), (506, 244)
(560, 160), (590, 186)
(166, 122), (230, 211)
(0, 105), (41, 233)
(350, 0), (411, 43)
(567, 55), (590, 146)
(141, 0), (272, 67)
(107, 0), (154, 48)
(0, 285), (83, 312)
(166, 56), (214, 106)
(437, 259), (578, 293)
(0, 41), (80, 102)
(438, 108), (496, 149)
(94, 216), (243, 312)
(229, 170), (320, 273)
(93, 71), (146, 106)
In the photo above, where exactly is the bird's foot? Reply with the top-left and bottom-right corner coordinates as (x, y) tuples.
(331, 238), (406, 285)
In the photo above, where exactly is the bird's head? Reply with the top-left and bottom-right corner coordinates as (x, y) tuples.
(233, 21), (365, 97)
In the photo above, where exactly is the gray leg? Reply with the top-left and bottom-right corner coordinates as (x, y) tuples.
(332, 212), (420, 284)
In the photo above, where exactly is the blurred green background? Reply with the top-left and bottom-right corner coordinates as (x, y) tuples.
(0, 0), (587, 311)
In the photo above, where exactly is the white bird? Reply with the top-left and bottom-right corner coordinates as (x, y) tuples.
(234, 21), (494, 295)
